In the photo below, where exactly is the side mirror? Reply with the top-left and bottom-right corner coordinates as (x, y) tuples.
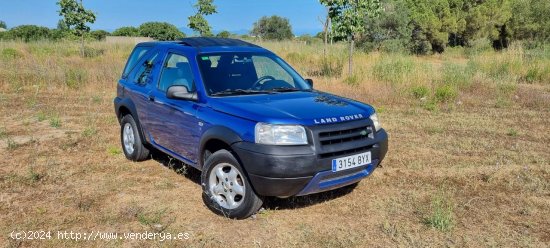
(166, 85), (198, 101)
(305, 79), (314, 88)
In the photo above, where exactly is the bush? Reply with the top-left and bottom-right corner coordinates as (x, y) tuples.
(139, 22), (185, 41)
(90, 30), (110, 41)
(320, 57), (344, 77)
(6, 25), (51, 42)
(112, 26), (140, 37)
(378, 39), (409, 54)
(83, 47), (105, 58)
(216, 31), (231, 38)
(65, 68), (87, 89)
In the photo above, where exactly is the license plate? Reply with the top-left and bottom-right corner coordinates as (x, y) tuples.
(332, 152), (372, 172)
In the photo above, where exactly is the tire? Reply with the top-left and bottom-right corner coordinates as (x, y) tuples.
(120, 114), (150, 161)
(201, 149), (263, 219)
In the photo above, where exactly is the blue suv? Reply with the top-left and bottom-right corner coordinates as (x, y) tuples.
(114, 38), (388, 219)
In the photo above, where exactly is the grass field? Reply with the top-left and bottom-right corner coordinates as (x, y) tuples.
(0, 40), (549, 247)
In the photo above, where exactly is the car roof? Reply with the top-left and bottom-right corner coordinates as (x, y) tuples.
(137, 37), (270, 54)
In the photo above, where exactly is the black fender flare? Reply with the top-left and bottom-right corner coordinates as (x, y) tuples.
(198, 126), (243, 168)
(114, 97), (148, 144)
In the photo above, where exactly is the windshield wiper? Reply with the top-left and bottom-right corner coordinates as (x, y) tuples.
(211, 89), (272, 96)
(268, 87), (305, 92)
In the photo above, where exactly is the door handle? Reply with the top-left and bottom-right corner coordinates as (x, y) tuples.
(148, 95), (155, 101)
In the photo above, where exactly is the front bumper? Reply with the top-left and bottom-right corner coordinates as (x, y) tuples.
(232, 128), (388, 197)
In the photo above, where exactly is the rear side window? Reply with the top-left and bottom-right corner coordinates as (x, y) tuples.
(123, 46), (151, 77)
(133, 51), (160, 85)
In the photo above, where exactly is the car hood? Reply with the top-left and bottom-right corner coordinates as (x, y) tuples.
(207, 91), (375, 125)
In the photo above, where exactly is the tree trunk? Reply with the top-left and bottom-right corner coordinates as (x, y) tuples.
(349, 37), (354, 76)
(80, 34), (85, 57)
(323, 8), (330, 58)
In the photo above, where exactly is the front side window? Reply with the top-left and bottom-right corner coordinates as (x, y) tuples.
(197, 52), (310, 96)
(158, 53), (195, 92)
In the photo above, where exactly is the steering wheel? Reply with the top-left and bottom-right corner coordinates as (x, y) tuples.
(251, 76), (276, 90)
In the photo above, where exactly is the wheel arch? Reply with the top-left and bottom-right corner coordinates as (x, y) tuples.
(199, 126), (243, 169)
(116, 98), (148, 145)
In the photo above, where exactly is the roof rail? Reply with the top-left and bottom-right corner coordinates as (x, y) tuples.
(179, 37), (259, 48)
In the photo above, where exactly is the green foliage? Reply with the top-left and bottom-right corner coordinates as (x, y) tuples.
(251, 16), (294, 41)
(360, 0), (414, 52)
(4, 25), (52, 42)
(57, 0), (96, 37)
(188, 0), (217, 36)
(372, 55), (414, 84)
(139, 22), (184, 40)
(410, 85), (429, 99)
(320, 0), (381, 40)
(65, 67), (87, 88)
(216, 31), (231, 38)
(434, 84), (458, 103)
(1, 48), (22, 60)
(90, 30), (109, 41)
(508, 0), (550, 42)
(0, 20), (6, 29)
(112, 26), (140, 37)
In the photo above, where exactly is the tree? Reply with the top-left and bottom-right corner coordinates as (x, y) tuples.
(361, 0), (412, 53)
(508, 0), (550, 43)
(188, 0), (217, 36)
(216, 30), (231, 38)
(320, 0), (381, 75)
(0, 21), (6, 29)
(57, 0), (96, 57)
(90, 30), (109, 41)
(112, 26), (140, 37)
(251, 16), (294, 41)
(139, 22), (185, 40)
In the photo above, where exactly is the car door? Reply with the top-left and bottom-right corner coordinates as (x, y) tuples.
(124, 48), (163, 144)
(145, 50), (200, 164)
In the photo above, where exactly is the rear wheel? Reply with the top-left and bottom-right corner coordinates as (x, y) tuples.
(120, 115), (150, 161)
(201, 149), (263, 219)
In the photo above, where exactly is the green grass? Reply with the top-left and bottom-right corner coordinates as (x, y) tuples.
(6, 136), (19, 150)
(372, 55), (415, 85)
(425, 191), (454, 232)
(434, 84), (458, 103)
(49, 115), (61, 128)
(82, 126), (98, 137)
(107, 146), (121, 155)
(507, 128), (518, 137)
(410, 85), (429, 99)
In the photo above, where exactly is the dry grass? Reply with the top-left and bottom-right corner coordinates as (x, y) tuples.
(0, 40), (549, 247)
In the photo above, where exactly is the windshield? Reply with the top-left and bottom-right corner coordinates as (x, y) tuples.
(197, 52), (311, 96)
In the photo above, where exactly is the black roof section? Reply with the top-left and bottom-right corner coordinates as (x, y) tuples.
(179, 37), (259, 48)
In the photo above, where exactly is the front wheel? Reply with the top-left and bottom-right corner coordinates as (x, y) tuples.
(201, 149), (263, 219)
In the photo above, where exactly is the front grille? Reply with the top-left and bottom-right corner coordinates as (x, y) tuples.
(318, 145), (373, 159)
(316, 124), (374, 158)
(319, 125), (372, 145)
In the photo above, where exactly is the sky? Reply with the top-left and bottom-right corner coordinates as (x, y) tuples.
(0, 0), (327, 35)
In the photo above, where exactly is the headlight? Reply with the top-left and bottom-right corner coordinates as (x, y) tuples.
(370, 113), (381, 132)
(255, 123), (308, 145)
